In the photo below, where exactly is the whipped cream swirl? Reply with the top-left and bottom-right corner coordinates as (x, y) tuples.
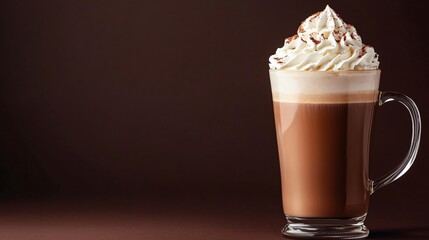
(269, 5), (379, 71)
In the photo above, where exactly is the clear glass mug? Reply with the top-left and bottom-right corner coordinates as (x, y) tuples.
(269, 70), (421, 239)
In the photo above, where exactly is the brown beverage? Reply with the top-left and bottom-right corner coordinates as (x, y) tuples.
(273, 100), (375, 218)
(269, 70), (380, 219)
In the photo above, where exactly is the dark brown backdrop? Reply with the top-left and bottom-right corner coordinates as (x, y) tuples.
(0, 0), (428, 234)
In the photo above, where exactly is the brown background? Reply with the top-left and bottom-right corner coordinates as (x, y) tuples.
(0, 0), (428, 239)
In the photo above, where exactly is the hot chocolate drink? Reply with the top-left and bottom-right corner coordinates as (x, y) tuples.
(270, 70), (380, 218)
(268, 5), (380, 219)
(273, 100), (375, 218)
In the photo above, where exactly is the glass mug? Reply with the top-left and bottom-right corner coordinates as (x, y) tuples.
(269, 70), (421, 239)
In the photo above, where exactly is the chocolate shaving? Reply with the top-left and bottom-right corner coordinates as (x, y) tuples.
(285, 34), (298, 43)
(336, 14), (346, 23)
(298, 24), (305, 33)
(309, 12), (320, 21)
(358, 45), (368, 58)
(310, 36), (321, 45)
(343, 35), (351, 46)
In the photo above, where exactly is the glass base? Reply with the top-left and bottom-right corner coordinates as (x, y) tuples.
(282, 214), (368, 239)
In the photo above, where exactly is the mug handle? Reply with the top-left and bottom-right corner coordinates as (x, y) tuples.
(370, 91), (421, 194)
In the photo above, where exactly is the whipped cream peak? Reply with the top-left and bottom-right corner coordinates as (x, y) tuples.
(269, 5), (379, 71)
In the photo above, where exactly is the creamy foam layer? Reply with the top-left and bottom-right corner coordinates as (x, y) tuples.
(269, 70), (380, 103)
